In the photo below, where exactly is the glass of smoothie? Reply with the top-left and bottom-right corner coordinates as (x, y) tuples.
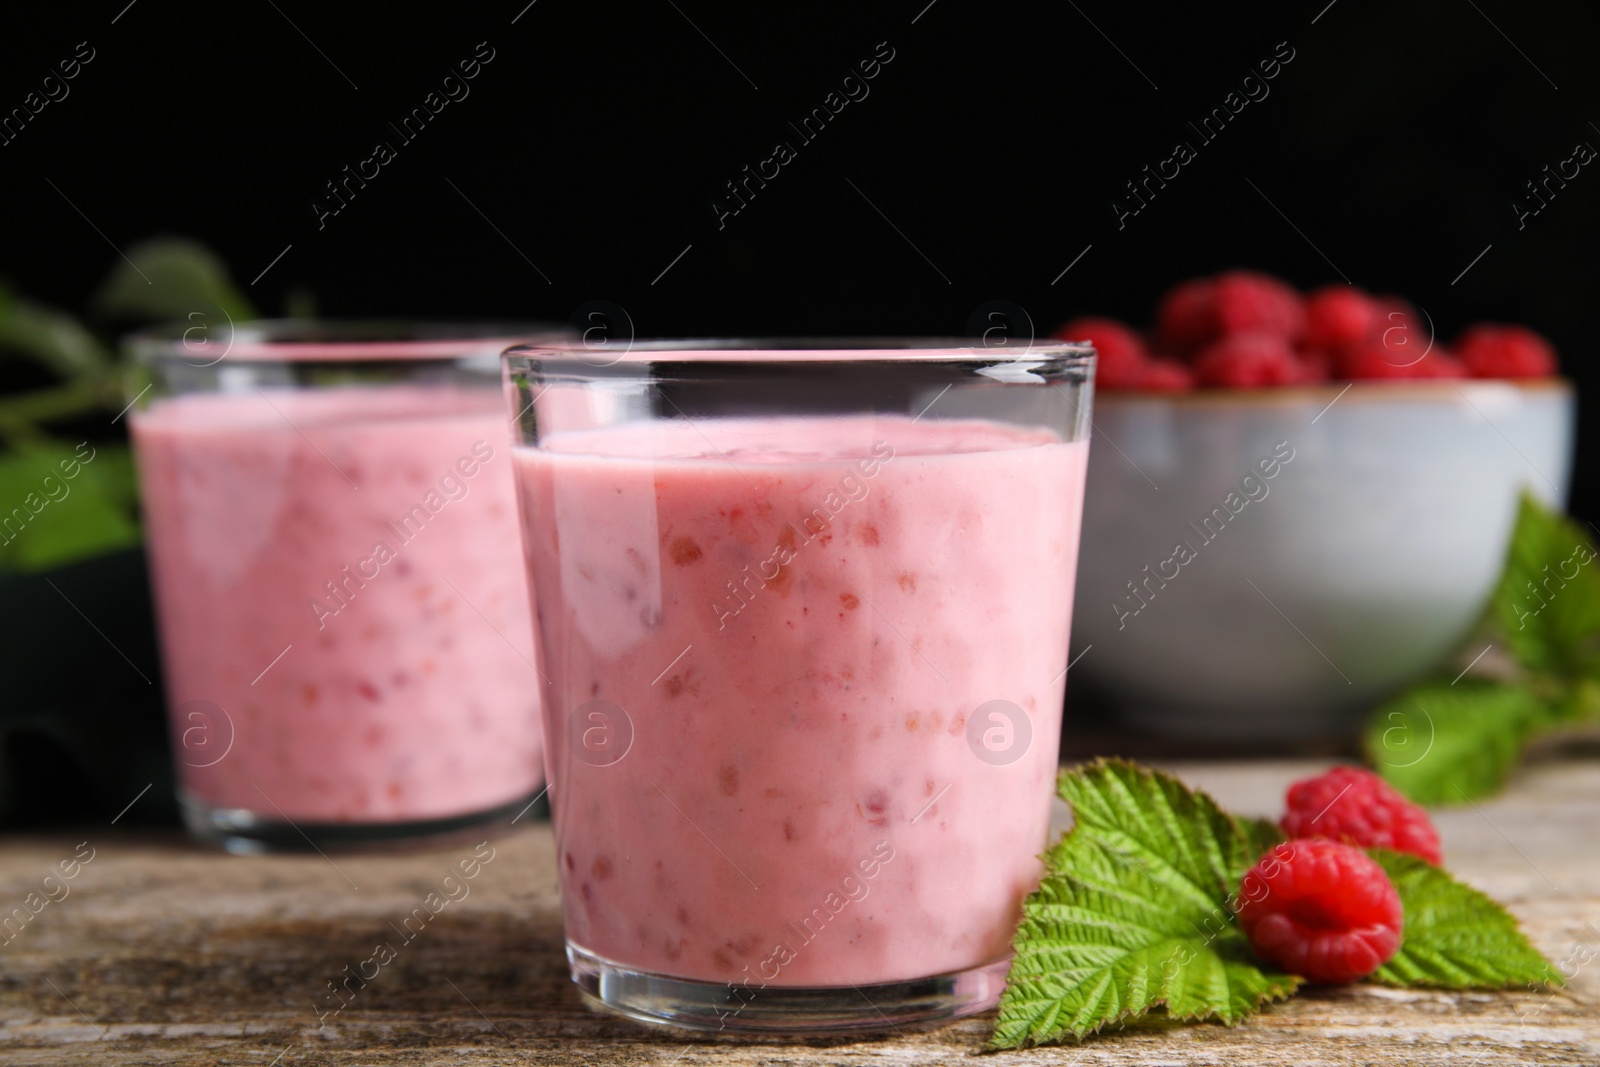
(127, 321), (552, 852)
(503, 338), (1095, 1033)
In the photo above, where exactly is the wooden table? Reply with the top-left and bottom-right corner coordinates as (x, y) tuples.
(1, 759), (1595, 1065)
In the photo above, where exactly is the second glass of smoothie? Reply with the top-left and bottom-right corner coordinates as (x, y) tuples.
(128, 321), (550, 851)
(504, 338), (1095, 1033)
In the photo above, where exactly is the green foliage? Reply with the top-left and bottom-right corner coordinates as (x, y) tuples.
(0, 235), (258, 573)
(0, 285), (112, 378)
(1364, 681), (1551, 806)
(996, 762), (1300, 1047)
(1368, 493), (1600, 803)
(1233, 815), (1289, 885)
(1371, 849), (1562, 989)
(0, 441), (140, 571)
(993, 761), (1561, 1049)
(90, 236), (255, 325)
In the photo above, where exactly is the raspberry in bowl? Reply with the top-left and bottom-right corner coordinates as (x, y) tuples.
(1057, 273), (1574, 739)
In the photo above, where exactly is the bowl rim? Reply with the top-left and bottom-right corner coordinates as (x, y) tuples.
(1096, 377), (1573, 405)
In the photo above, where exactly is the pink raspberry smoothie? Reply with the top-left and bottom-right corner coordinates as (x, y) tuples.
(133, 386), (543, 823)
(515, 414), (1087, 987)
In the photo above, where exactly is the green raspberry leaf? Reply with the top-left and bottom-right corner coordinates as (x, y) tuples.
(1370, 848), (1561, 989)
(0, 286), (113, 378)
(0, 441), (141, 573)
(994, 761), (1300, 1048)
(90, 236), (257, 326)
(1047, 759), (1272, 906)
(1233, 816), (1288, 887)
(1491, 491), (1600, 679)
(1364, 680), (1549, 805)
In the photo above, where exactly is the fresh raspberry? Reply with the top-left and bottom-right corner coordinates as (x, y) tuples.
(1214, 271), (1306, 343)
(1304, 285), (1379, 351)
(1368, 298), (1433, 367)
(1455, 324), (1558, 379)
(1056, 317), (1148, 389)
(1155, 277), (1218, 355)
(1138, 358), (1194, 391)
(1410, 347), (1466, 379)
(1156, 272), (1305, 356)
(1192, 331), (1303, 388)
(1296, 347), (1332, 382)
(1332, 341), (1426, 380)
(1281, 765), (1442, 864)
(1237, 839), (1403, 984)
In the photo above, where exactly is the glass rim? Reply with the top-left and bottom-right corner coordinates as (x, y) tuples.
(127, 318), (567, 364)
(502, 336), (1096, 365)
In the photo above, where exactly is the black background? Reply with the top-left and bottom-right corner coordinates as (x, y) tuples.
(2, 1), (1595, 505)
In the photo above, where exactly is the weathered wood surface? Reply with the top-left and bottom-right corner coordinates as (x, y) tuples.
(0, 759), (1595, 1066)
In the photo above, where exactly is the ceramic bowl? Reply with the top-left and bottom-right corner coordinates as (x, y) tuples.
(1069, 380), (1575, 739)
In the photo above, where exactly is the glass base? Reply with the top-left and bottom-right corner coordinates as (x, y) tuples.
(569, 943), (1009, 1036)
(179, 786), (547, 854)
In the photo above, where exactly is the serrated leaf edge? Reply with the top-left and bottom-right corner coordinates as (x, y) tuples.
(989, 760), (1298, 1049)
(1366, 847), (1564, 991)
(990, 948), (1301, 1048)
